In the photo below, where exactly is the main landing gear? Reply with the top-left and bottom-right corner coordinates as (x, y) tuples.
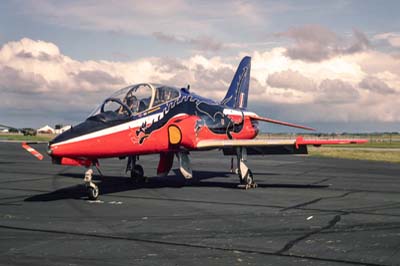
(235, 147), (257, 189)
(126, 155), (146, 183)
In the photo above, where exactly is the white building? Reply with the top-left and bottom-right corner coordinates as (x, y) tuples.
(37, 125), (55, 134)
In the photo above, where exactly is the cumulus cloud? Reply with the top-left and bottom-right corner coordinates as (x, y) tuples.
(154, 55), (236, 99)
(0, 38), (236, 121)
(19, 0), (268, 44)
(374, 32), (400, 48)
(317, 79), (360, 104)
(73, 70), (124, 85)
(359, 76), (396, 94)
(277, 25), (370, 62)
(1, 37), (400, 128)
(0, 65), (48, 94)
(20, 0), (191, 35)
(345, 29), (370, 54)
(232, 0), (263, 24)
(267, 70), (316, 92)
(153, 32), (225, 52)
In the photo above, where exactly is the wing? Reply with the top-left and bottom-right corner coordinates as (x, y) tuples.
(196, 136), (367, 155)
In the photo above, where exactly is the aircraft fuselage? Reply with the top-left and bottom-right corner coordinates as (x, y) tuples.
(48, 89), (259, 165)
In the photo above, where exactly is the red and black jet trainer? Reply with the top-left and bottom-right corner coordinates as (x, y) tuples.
(23, 56), (367, 200)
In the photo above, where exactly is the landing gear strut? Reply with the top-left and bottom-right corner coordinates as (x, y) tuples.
(176, 151), (193, 179)
(84, 168), (99, 200)
(126, 155), (146, 183)
(236, 147), (257, 189)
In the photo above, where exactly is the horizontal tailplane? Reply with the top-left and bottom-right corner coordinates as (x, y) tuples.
(249, 115), (315, 131)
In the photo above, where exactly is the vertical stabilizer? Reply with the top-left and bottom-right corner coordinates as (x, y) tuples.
(221, 56), (251, 109)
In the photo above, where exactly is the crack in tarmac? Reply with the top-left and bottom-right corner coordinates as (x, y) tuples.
(311, 177), (335, 185)
(275, 192), (354, 256)
(276, 214), (344, 255)
(280, 191), (354, 212)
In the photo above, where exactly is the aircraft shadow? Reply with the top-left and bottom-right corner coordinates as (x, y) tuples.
(24, 170), (327, 202)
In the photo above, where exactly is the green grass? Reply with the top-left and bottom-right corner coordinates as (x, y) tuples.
(309, 147), (400, 163)
(0, 133), (54, 142)
(324, 142), (400, 149)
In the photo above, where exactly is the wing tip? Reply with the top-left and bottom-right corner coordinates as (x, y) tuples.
(22, 142), (44, 161)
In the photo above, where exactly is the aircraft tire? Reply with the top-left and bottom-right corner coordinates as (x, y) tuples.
(87, 186), (99, 200)
(245, 169), (254, 185)
(239, 169), (253, 183)
(238, 170), (257, 189)
(131, 165), (145, 182)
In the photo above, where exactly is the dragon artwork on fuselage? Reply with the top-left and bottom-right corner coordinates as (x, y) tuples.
(135, 93), (245, 144)
(134, 58), (250, 145)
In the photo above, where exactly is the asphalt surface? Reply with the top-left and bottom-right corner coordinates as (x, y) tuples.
(0, 142), (400, 266)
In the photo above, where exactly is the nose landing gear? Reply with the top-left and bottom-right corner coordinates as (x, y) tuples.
(84, 168), (99, 200)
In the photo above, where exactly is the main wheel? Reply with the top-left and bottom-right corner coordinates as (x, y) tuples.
(240, 169), (254, 185)
(87, 185), (99, 200)
(131, 164), (145, 182)
(245, 169), (254, 185)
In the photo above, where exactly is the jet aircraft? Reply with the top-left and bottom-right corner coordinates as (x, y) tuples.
(23, 56), (367, 200)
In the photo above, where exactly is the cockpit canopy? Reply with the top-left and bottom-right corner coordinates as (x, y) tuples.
(89, 83), (180, 118)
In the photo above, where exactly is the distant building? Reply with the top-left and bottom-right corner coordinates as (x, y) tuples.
(37, 125), (55, 134)
(0, 125), (8, 133)
(55, 125), (72, 134)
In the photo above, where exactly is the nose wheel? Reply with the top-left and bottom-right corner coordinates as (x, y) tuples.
(84, 169), (99, 200)
(87, 183), (99, 200)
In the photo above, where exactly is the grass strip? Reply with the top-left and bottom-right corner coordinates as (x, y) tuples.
(0, 134), (54, 142)
(309, 147), (400, 163)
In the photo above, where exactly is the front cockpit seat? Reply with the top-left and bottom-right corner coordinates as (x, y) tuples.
(138, 101), (147, 112)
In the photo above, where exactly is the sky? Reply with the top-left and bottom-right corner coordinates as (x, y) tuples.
(0, 0), (400, 132)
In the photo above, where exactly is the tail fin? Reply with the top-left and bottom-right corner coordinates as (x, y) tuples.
(221, 56), (251, 109)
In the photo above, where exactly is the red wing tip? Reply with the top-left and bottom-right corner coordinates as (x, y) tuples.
(355, 139), (368, 144)
(22, 142), (44, 161)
